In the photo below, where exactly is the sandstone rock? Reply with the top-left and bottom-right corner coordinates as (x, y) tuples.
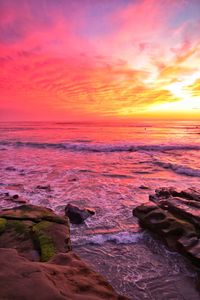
(0, 204), (128, 299)
(0, 205), (71, 261)
(65, 203), (95, 224)
(133, 187), (200, 266)
(32, 220), (71, 262)
(0, 204), (67, 224)
(150, 188), (200, 228)
(152, 187), (200, 202)
(0, 248), (128, 300)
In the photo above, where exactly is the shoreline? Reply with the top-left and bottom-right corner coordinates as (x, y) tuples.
(1, 187), (200, 299)
(0, 203), (128, 300)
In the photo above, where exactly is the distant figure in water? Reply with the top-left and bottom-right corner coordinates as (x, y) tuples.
(145, 127), (146, 131)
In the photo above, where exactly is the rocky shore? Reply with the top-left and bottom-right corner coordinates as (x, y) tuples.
(0, 204), (128, 300)
(133, 187), (200, 293)
(1, 187), (200, 299)
(133, 187), (200, 265)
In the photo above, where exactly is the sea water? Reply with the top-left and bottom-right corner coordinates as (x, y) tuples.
(0, 121), (200, 299)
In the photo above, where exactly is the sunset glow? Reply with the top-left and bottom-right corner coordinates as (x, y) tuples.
(0, 0), (200, 121)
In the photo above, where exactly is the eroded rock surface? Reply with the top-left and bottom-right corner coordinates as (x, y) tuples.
(0, 204), (128, 299)
(133, 187), (200, 265)
(0, 204), (71, 261)
(0, 248), (128, 300)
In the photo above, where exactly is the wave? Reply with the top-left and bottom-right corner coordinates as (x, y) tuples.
(71, 231), (143, 246)
(154, 160), (200, 177)
(0, 127), (36, 131)
(1, 140), (200, 153)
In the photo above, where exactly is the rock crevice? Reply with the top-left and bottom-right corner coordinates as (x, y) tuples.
(133, 187), (200, 265)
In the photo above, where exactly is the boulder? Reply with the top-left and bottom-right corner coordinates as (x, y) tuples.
(150, 187), (200, 228)
(65, 203), (95, 224)
(0, 203), (128, 299)
(0, 248), (128, 300)
(0, 204), (71, 261)
(133, 187), (200, 266)
(0, 204), (67, 224)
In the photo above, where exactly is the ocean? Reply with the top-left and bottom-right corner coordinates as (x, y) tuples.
(0, 121), (200, 299)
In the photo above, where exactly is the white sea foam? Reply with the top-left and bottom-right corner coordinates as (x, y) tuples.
(1, 140), (200, 153)
(71, 231), (143, 246)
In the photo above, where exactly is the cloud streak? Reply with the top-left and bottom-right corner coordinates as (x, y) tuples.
(0, 0), (200, 121)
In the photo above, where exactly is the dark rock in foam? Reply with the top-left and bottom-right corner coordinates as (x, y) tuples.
(65, 203), (95, 224)
(36, 184), (51, 192)
(139, 185), (149, 190)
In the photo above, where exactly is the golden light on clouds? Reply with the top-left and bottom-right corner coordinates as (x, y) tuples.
(0, 0), (200, 121)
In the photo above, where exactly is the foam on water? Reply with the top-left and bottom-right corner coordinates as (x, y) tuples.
(71, 231), (143, 246)
(1, 140), (200, 153)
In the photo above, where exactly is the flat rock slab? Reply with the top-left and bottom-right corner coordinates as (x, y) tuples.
(133, 187), (200, 266)
(0, 204), (68, 224)
(0, 248), (128, 300)
(0, 205), (71, 262)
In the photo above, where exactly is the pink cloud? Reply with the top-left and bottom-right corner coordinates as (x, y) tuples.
(0, 0), (200, 120)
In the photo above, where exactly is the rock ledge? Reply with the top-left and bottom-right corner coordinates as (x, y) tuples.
(133, 187), (200, 266)
(0, 204), (128, 299)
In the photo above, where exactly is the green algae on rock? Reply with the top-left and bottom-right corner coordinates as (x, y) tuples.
(32, 221), (55, 262)
(0, 218), (6, 234)
(0, 204), (128, 299)
(0, 204), (71, 262)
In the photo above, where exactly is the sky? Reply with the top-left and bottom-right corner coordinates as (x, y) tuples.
(0, 0), (200, 122)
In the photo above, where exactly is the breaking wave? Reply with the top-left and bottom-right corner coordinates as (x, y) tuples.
(1, 140), (200, 153)
(154, 160), (200, 177)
